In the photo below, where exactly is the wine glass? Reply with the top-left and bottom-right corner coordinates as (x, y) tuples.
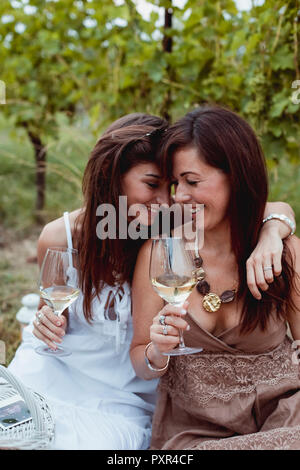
(35, 247), (80, 357)
(150, 237), (203, 356)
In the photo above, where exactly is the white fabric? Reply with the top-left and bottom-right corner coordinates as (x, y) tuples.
(8, 213), (159, 450)
(9, 283), (158, 450)
(63, 211), (74, 269)
(63, 211), (73, 251)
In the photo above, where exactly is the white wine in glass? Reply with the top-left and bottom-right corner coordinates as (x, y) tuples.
(35, 247), (80, 357)
(151, 274), (196, 306)
(150, 237), (203, 356)
(40, 286), (80, 314)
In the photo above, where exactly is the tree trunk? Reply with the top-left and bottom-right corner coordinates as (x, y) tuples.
(27, 130), (47, 218)
(162, 7), (173, 54)
(162, 5), (173, 122)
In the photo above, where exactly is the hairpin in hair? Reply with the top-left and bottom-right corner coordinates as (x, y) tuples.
(144, 127), (167, 138)
(110, 126), (167, 141)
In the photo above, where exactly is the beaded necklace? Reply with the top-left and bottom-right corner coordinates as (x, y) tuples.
(193, 231), (237, 313)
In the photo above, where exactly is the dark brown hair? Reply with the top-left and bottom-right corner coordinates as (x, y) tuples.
(76, 113), (168, 322)
(161, 105), (297, 333)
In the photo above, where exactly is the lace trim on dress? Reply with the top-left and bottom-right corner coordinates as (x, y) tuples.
(186, 425), (300, 450)
(159, 337), (299, 406)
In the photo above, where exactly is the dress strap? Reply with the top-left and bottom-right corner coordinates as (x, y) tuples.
(63, 211), (73, 251)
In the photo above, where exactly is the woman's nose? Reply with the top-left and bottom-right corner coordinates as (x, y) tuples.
(156, 189), (170, 205)
(174, 185), (192, 204)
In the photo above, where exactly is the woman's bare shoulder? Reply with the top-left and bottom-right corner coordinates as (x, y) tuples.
(38, 208), (83, 250)
(39, 217), (67, 249)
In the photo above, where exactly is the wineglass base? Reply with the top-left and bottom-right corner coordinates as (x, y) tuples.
(163, 347), (203, 356)
(35, 345), (72, 357)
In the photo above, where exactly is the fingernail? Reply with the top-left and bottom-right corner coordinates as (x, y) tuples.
(187, 325), (191, 331)
(181, 309), (187, 315)
(57, 322), (61, 326)
(61, 331), (65, 336)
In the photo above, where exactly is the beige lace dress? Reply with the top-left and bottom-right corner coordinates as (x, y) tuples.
(151, 312), (300, 450)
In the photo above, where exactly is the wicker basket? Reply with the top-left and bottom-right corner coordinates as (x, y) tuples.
(0, 365), (55, 450)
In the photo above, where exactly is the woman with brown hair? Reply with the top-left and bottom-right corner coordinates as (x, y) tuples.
(130, 105), (300, 450)
(8, 112), (171, 450)
(8, 110), (295, 450)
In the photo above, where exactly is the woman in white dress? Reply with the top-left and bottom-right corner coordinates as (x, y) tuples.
(9, 113), (170, 450)
(8, 111), (295, 450)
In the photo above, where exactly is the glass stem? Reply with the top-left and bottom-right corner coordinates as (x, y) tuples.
(173, 301), (186, 350)
(178, 330), (186, 349)
(53, 308), (64, 316)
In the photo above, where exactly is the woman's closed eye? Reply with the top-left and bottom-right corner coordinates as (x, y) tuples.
(171, 179), (199, 187)
(146, 182), (159, 189)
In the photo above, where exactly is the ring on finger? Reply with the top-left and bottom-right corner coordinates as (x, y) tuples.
(162, 325), (168, 336)
(37, 311), (45, 321)
(159, 315), (166, 326)
(263, 266), (273, 271)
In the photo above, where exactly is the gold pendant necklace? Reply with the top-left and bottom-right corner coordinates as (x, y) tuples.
(193, 251), (237, 313)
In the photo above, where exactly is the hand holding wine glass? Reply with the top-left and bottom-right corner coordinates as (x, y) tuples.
(35, 247), (80, 357)
(150, 237), (203, 356)
(149, 300), (191, 357)
(33, 304), (68, 351)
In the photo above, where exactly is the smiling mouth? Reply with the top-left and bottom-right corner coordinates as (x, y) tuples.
(191, 205), (205, 214)
(145, 204), (204, 215)
(146, 206), (159, 216)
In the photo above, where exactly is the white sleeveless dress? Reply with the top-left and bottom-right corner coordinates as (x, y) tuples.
(8, 213), (158, 450)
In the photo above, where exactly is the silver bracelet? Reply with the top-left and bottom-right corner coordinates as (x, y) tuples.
(144, 342), (170, 372)
(262, 213), (296, 236)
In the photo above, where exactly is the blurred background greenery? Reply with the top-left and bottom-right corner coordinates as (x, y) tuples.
(0, 0), (299, 364)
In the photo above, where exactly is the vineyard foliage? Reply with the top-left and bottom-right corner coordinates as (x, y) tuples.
(0, 0), (299, 215)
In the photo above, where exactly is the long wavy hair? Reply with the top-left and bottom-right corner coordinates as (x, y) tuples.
(160, 105), (297, 333)
(75, 113), (168, 322)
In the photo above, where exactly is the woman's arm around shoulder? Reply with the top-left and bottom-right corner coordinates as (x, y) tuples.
(263, 201), (295, 239)
(246, 201), (296, 299)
